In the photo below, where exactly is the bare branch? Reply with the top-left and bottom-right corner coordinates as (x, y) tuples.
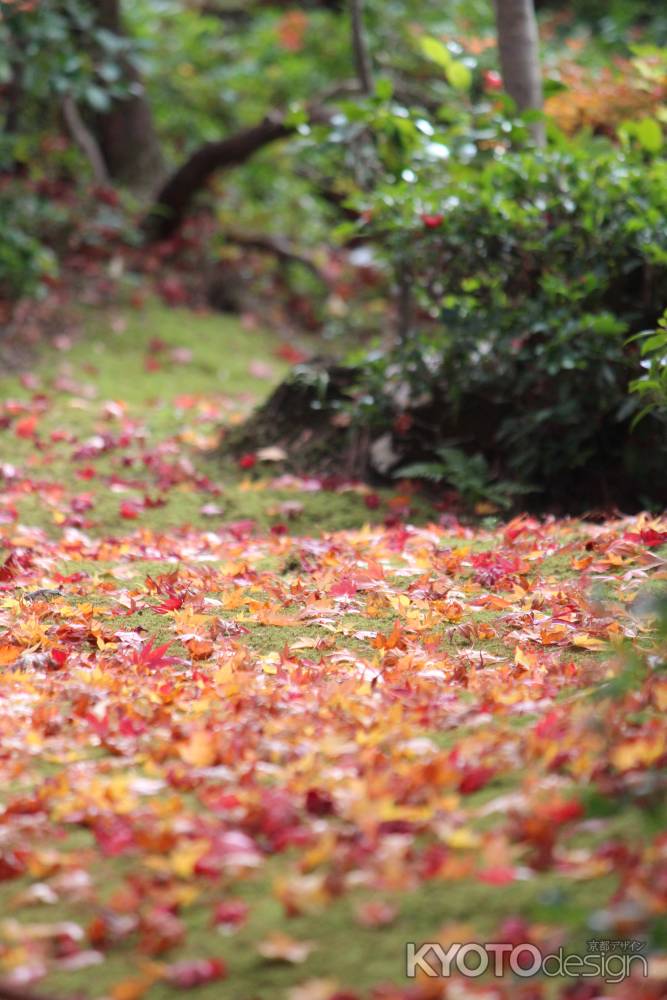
(224, 232), (329, 284)
(142, 99), (336, 243)
(142, 114), (294, 242)
(350, 0), (373, 95)
(61, 96), (109, 186)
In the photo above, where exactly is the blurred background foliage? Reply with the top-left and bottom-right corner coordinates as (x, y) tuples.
(1, 0), (666, 508)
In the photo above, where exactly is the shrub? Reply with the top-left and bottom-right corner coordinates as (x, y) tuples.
(0, 182), (60, 300)
(347, 140), (667, 503)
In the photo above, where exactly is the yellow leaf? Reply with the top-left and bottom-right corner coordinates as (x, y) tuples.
(539, 622), (570, 645)
(288, 980), (339, 1000)
(112, 970), (161, 1000)
(290, 637), (319, 650)
(443, 828), (481, 850)
(653, 681), (667, 712)
(514, 646), (537, 670)
(571, 634), (607, 650)
(178, 730), (217, 767)
(611, 737), (665, 772)
(0, 644), (22, 666)
(169, 840), (208, 878)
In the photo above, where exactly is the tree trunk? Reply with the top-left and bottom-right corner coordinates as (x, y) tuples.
(493, 0), (545, 146)
(91, 0), (165, 194)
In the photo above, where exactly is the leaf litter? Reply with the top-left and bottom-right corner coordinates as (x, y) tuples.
(0, 312), (665, 1000)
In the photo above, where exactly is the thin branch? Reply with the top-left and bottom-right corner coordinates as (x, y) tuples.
(396, 267), (414, 344)
(350, 0), (373, 95)
(61, 96), (109, 185)
(224, 232), (329, 285)
(312, 78), (363, 104)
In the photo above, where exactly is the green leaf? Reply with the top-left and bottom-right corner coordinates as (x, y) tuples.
(420, 36), (453, 71)
(543, 78), (568, 98)
(98, 62), (121, 84)
(631, 403), (660, 430)
(84, 84), (110, 112)
(394, 462), (446, 481)
(639, 332), (667, 354)
(445, 60), (472, 92)
(375, 77), (393, 102)
(285, 103), (308, 127)
(636, 117), (664, 153)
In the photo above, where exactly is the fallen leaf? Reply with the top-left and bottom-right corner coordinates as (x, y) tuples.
(257, 933), (317, 964)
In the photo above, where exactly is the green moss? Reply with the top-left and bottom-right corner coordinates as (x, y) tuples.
(0, 800), (615, 999)
(1, 303), (426, 538)
(38, 856), (618, 1000)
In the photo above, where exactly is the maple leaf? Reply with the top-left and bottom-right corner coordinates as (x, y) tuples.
(258, 932), (316, 963)
(458, 766), (494, 795)
(288, 981), (344, 1000)
(330, 578), (358, 598)
(624, 528), (667, 547)
(179, 730), (217, 767)
(212, 899), (249, 932)
(14, 414), (38, 439)
(0, 643), (22, 665)
(92, 817), (135, 857)
(277, 10), (308, 51)
(354, 900), (398, 928)
(128, 637), (179, 669)
(476, 866), (518, 885)
(119, 500), (141, 519)
(305, 788), (335, 816)
(152, 594), (185, 613)
(111, 973), (159, 1000)
(165, 958), (227, 988)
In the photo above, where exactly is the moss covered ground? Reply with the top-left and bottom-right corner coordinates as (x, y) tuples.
(0, 304), (665, 1000)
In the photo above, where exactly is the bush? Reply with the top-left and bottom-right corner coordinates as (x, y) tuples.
(347, 141), (667, 504)
(0, 182), (60, 300)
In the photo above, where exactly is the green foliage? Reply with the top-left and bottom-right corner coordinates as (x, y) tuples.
(553, 0), (667, 46)
(0, 0), (665, 511)
(125, 0), (349, 150)
(395, 447), (530, 511)
(0, 0), (138, 300)
(0, 182), (61, 298)
(419, 36), (473, 92)
(630, 309), (667, 423)
(618, 46), (667, 153)
(595, 590), (667, 702)
(0, 0), (136, 128)
(343, 133), (667, 493)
